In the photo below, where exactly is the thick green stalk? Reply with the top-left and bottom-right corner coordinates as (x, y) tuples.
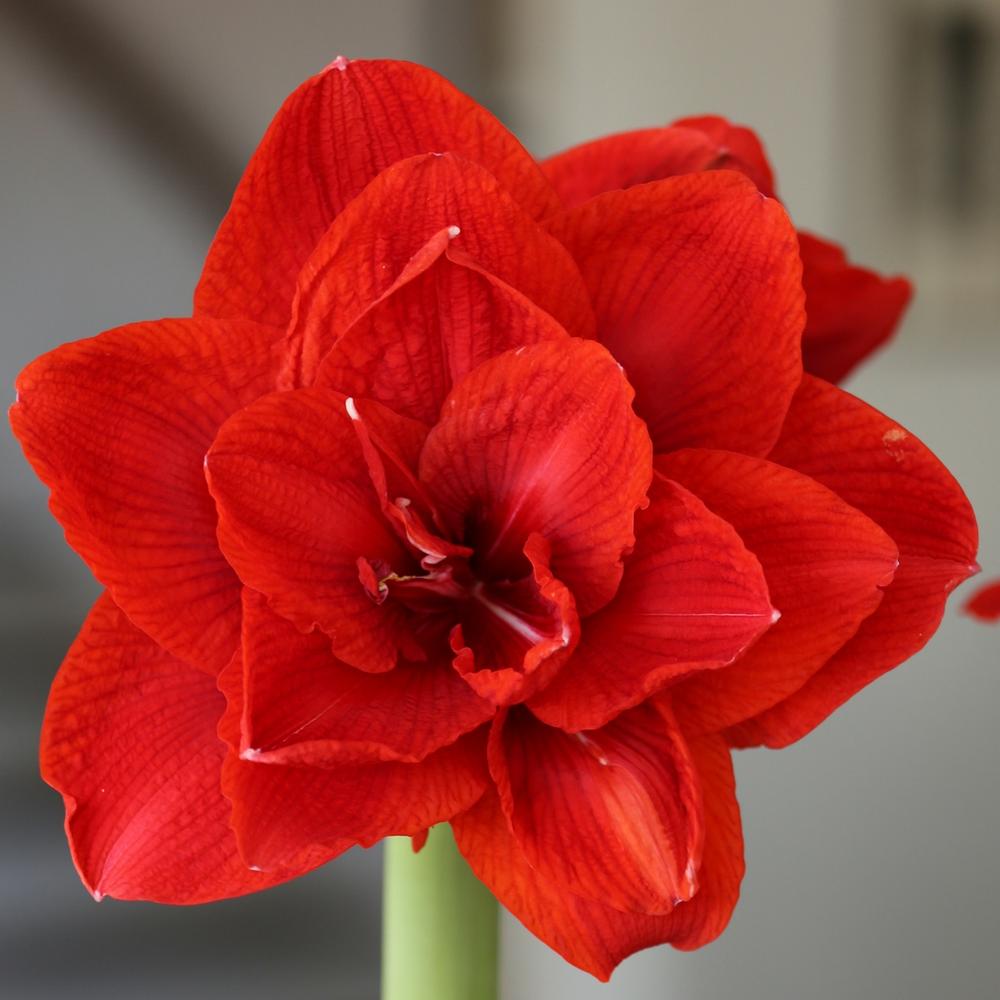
(381, 825), (498, 1000)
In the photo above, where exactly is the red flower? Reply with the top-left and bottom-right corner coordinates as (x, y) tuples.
(10, 59), (977, 978)
(543, 114), (914, 383)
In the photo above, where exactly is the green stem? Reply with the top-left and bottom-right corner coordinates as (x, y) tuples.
(381, 825), (498, 1000)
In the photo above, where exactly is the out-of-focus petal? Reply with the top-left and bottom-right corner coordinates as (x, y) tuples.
(419, 340), (652, 617)
(964, 579), (1000, 622)
(729, 376), (978, 746)
(11, 318), (282, 674)
(542, 126), (720, 207)
(239, 589), (493, 764)
(549, 172), (804, 456)
(797, 232), (913, 383)
(195, 59), (560, 326)
(528, 477), (775, 732)
(205, 388), (416, 672)
(283, 153), (592, 392)
(41, 593), (338, 903)
(452, 731), (742, 979)
(660, 448), (898, 735)
(489, 703), (702, 916)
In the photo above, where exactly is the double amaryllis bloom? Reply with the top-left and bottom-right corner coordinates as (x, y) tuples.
(11, 59), (978, 978)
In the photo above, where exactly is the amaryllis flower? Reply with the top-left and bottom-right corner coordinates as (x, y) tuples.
(11, 58), (977, 979)
(543, 114), (914, 383)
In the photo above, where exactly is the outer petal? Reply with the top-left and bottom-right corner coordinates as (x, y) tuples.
(730, 376), (978, 746)
(965, 580), (1000, 622)
(549, 172), (804, 455)
(452, 732), (741, 979)
(219, 651), (488, 871)
(660, 448), (899, 736)
(205, 387), (416, 672)
(41, 593), (335, 903)
(489, 703), (702, 916)
(195, 59), (560, 326)
(542, 126), (721, 208)
(284, 153), (593, 391)
(11, 318), (282, 674)
(419, 339), (653, 616)
(240, 589), (493, 764)
(798, 232), (913, 383)
(528, 477), (775, 732)
(671, 115), (777, 197)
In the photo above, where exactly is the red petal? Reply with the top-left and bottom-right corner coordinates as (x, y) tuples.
(528, 477), (775, 731)
(489, 702), (703, 915)
(542, 126), (720, 207)
(240, 589), (493, 764)
(41, 593), (337, 903)
(11, 318), (281, 674)
(671, 115), (777, 197)
(452, 732), (742, 979)
(450, 533), (579, 705)
(965, 579), (1000, 622)
(798, 232), (913, 383)
(729, 376), (978, 746)
(549, 172), (804, 455)
(283, 152), (593, 392)
(219, 651), (488, 870)
(195, 59), (560, 327)
(419, 340), (652, 617)
(205, 388), (416, 672)
(660, 447), (899, 735)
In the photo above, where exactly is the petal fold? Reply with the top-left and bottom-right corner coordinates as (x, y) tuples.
(729, 376), (978, 746)
(219, 653), (488, 870)
(41, 593), (336, 903)
(11, 318), (282, 673)
(528, 477), (775, 731)
(659, 448), (899, 735)
(205, 388), (415, 672)
(195, 59), (560, 326)
(452, 731), (742, 979)
(283, 152), (592, 393)
(489, 703), (702, 915)
(419, 340), (652, 617)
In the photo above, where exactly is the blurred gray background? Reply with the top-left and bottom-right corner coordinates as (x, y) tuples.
(1, 1), (998, 997)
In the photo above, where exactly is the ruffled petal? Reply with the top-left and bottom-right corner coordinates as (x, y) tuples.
(283, 152), (592, 393)
(205, 387), (416, 672)
(219, 652), (488, 870)
(41, 593), (336, 903)
(528, 477), (775, 731)
(659, 448), (899, 736)
(729, 376), (978, 746)
(549, 172), (804, 455)
(239, 589), (493, 764)
(965, 579), (1000, 622)
(419, 339), (652, 616)
(11, 318), (282, 674)
(542, 126), (720, 207)
(489, 702), (702, 915)
(797, 232), (913, 383)
(450, 533), (579, 705)
(452, 732), (741, 979)
(195, 59), (560, 326)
